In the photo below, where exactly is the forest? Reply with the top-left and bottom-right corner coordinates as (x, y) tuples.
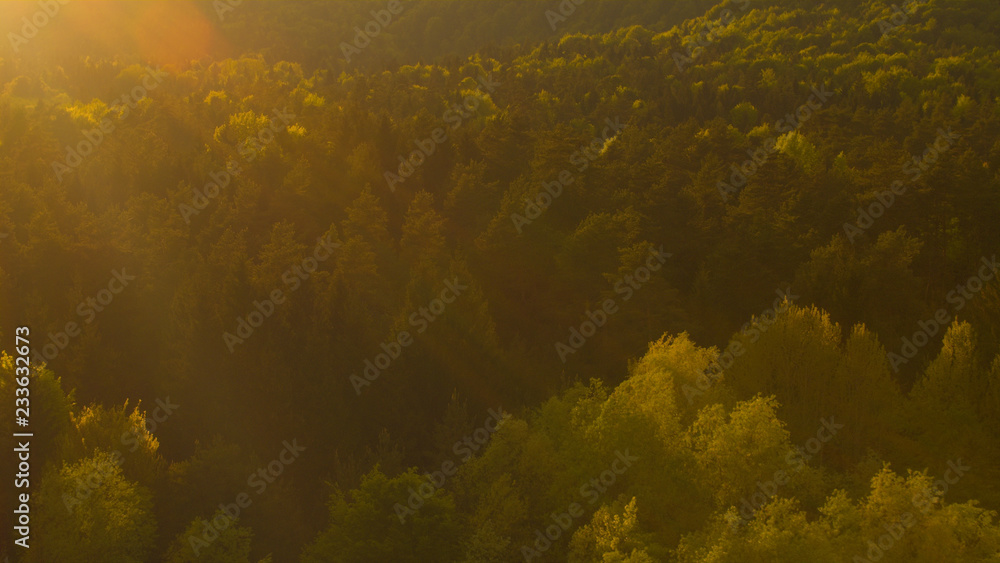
(1, 0), (999, 561)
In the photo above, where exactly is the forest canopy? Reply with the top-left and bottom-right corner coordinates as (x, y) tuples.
(1, 0), (1000, 561)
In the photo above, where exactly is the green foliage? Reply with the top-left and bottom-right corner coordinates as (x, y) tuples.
(60, 401), (165, 486)
(29, 451), (156, 563)
(301, 467), (465, 562)
(165, 511), (256, 563)
(2, 0), (1000, 559)
(568, 497), (662, 562)
(688, 396), (793, 509)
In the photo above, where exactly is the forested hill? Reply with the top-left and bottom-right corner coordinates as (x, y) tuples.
(213, 0), (725, 71)
(1, 0), (1000, 561)
(2, 0), (722, 69)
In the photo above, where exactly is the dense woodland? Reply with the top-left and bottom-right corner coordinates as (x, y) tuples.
(1, 0), (1000, 561)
